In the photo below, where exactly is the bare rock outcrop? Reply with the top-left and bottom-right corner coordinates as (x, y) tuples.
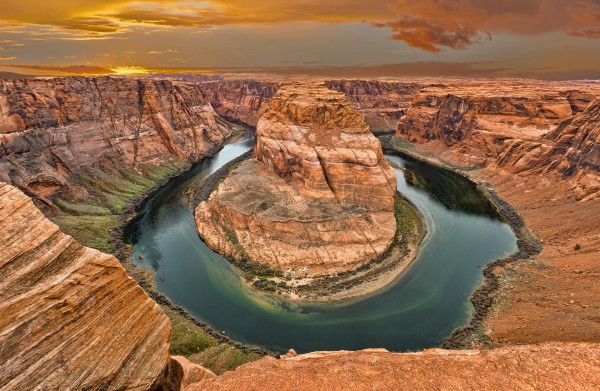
(190, 344), (600, 390)
(0, 182), (172, 390)
(171, 356), (217, 390)
(541, 99), (600, 198)
(195, 84), (397, 277)
(0, 77), (233, 205)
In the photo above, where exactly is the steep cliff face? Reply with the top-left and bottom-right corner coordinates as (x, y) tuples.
(544, 99), (600, 173)
(325, 80), (424, 132)
(535, 99), (600, 199)
(0, 182), (172, 390)
(395, 82), (600, 199)
(0, 77), (233, 206)
(397, 87), (574, 146)
(200, 79), (281, 126)
(191, 344), (600, 390)
(196, 84), (397, 277)
(254, 83), (397, 209)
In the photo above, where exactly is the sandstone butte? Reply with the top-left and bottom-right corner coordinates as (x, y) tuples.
(195, 83), (397, 277)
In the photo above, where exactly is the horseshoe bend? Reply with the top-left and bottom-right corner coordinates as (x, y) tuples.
(193, 84), (428, 300)
(1, 10), (600, 387)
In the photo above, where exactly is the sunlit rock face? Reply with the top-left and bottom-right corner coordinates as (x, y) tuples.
(199, 78), (426, 132)
(196, 84), (397, 277)
(0, 76), (233, 207)
(539, 99), (600, 200)
(325, 79), (424, 132)
(254, 83), (397, 209)
(0, 182), (172, 390)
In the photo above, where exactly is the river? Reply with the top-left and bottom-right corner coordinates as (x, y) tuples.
(126, 136), (517, 353)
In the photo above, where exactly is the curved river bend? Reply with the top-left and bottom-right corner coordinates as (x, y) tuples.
(126, 137), (517, 353)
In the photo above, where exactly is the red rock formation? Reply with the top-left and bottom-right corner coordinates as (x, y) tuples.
(539, 99), (600, 199)
(190, 344), (600, 390)
(0, 182), (172, 390)
(0, 77), (233, 204)
(196, 83), (397, 277)
(254, 83), (397, 209)
(171, 356), (217, 390)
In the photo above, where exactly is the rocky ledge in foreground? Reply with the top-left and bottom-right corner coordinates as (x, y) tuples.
(0, 182), (176, 390)
(191, 343), (600, 390)
(195, 83), (400, 282)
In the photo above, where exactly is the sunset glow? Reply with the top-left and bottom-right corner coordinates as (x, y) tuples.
(0, 1), (599, 79)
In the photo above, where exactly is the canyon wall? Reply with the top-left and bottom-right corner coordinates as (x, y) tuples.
(396, 81), (600, 200)
(325, 79), (425, 132)
(196, 83), (397, 277)
(0, 77), (233, 207)
(200, 79), (281, 125)
(0, 182), (172, 390)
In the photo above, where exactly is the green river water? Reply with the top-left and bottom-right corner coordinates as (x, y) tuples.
(126, 137), (517, 353)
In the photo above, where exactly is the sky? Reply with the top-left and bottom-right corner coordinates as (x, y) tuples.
(1, 0), (600, 79)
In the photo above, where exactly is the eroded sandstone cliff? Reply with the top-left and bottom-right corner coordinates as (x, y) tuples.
(0, 182), (172, 390)
(391, 80), (600, 348)
(196, 83), (397, 277)
(200, 79), (281, 126)
(0, 76), (233, 207)
(396, 81), (600, 200)
(199, 78), (427, 132)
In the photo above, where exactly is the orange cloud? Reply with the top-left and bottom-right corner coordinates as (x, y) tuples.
(10, 64), (112, 75)
(0, 0), (599, 51)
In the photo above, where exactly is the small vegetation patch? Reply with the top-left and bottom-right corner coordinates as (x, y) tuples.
(164, 306), (260, 374)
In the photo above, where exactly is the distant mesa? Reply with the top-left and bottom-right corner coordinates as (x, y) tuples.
(195, 83), (397, 278)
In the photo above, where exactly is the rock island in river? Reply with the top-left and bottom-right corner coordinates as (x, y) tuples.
(194, 83), (425, 301)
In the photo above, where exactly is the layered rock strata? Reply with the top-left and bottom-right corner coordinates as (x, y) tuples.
(200, 79), (281, 125)
(392, 81), (600, 347)
(199, 78), (428, 131)
(325, 79), (424, 132)
(0, 76), (233, 206)
(0, 182), (172, 390)
(396, 83), (600, 199)
(196, 84), (397, 277)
